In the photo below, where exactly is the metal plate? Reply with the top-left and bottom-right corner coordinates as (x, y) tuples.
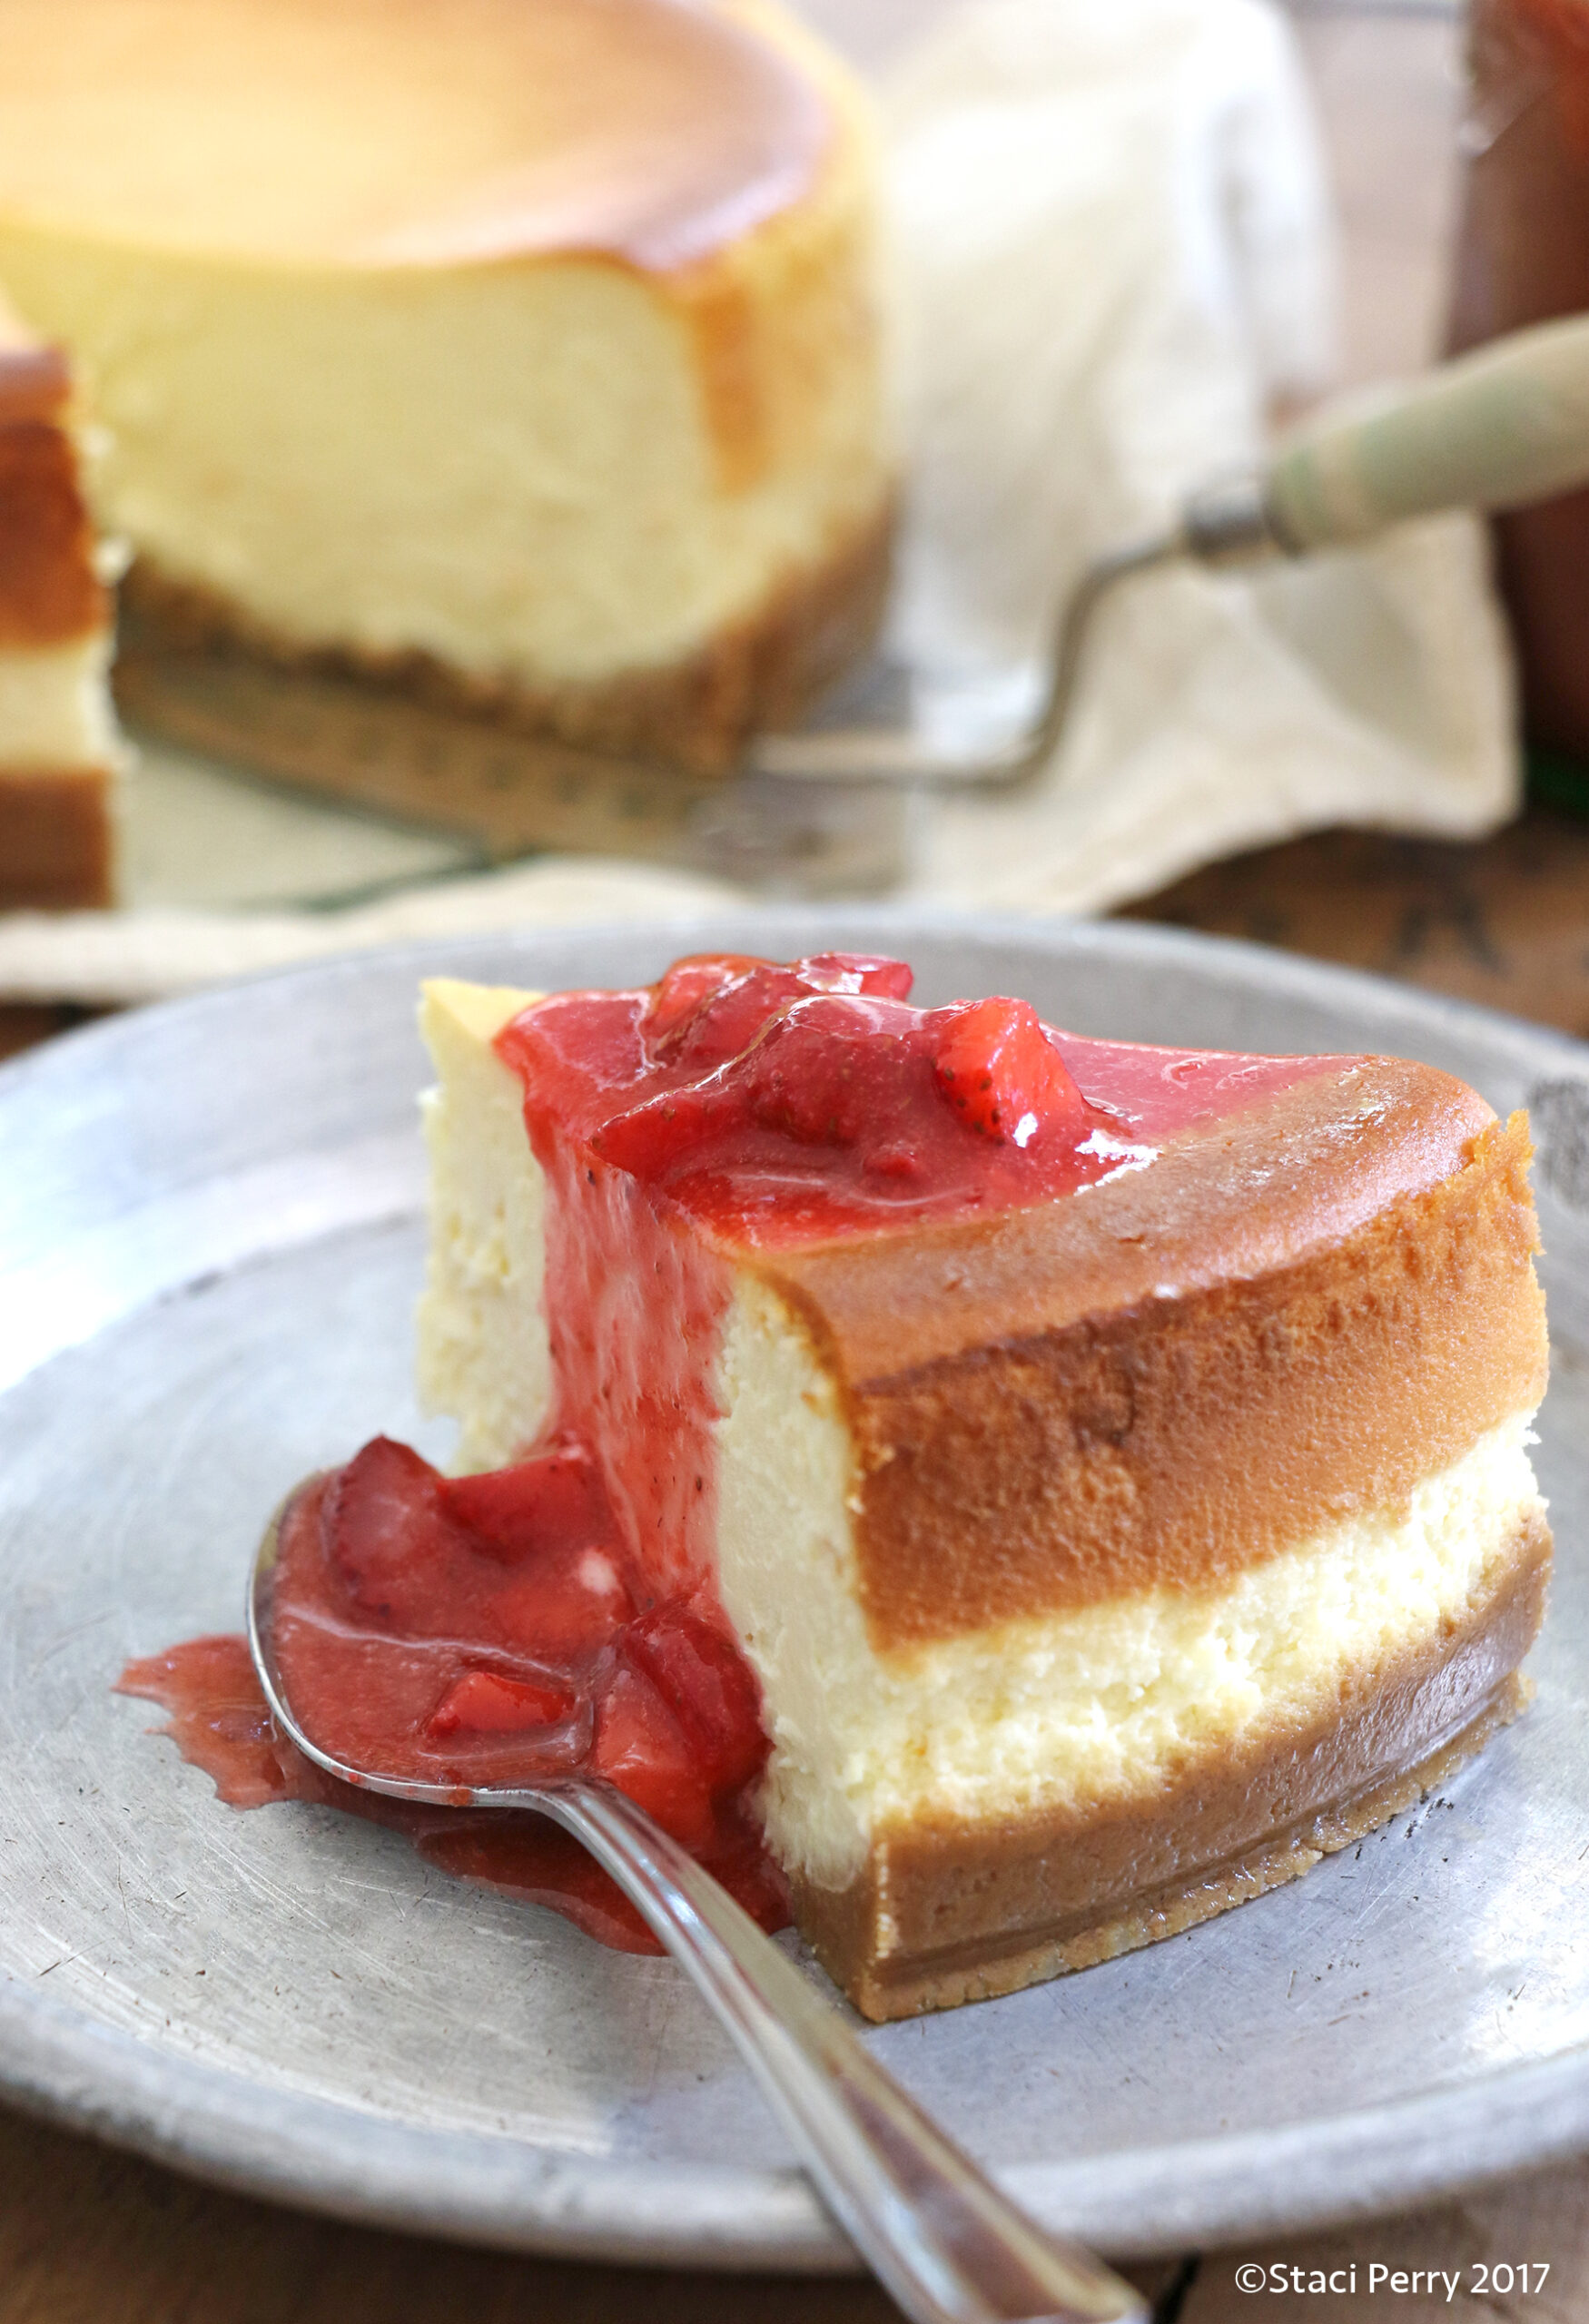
(3, 911), (1589, 2267)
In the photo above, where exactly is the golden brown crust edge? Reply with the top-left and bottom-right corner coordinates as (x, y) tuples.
(794, 1508), (1550, 2020)
(0, 409), (108, 648)
(764, 1103), (1547, 1647)
(117, 495), (894, 778)
(0, 338), (70, 426)
(0, 766), (117, 908)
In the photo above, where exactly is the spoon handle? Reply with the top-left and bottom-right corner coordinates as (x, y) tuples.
(541, 1784), (1145, 2324)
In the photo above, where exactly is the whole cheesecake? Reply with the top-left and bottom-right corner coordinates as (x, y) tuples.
(0, 0), (892, 773)
(416, 953), (1551, 2018)
(0, 295), (123, 906)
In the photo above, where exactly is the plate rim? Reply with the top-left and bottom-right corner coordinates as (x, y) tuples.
(5, 1968), (1589, 2267)
(5, 904), (1589, 2267)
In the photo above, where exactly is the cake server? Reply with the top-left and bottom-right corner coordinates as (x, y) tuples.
(122, 311), (1589, 891)
(751, 308), (1589, 793)
(247, 1496), (1148, 2324)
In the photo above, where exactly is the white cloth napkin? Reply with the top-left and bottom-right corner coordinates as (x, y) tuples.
(887, 0), (1515, 915)
(0, 0), (1517, 1004)
(0, 860), (741, 1005)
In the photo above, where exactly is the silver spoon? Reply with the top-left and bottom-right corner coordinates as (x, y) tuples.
(249, 1494), (1147, 2324)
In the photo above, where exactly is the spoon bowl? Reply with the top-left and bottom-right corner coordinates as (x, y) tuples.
(249, 1483), (1147, 2324)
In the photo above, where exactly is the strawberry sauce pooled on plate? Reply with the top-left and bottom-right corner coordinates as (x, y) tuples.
(120, 950), (1337, 1954)
(120, 1436), (786, 1954)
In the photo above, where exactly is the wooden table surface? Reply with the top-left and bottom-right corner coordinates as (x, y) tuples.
(1123, 804), (1589, 1042)
(8, 7), (1589, 2320)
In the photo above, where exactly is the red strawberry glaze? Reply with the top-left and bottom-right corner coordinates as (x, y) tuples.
(493, 950), (1350, 1247)
(120, 950), (1353, 1958)
(116, 1432), (791, 1955)
(115, 1640), (781, 1955)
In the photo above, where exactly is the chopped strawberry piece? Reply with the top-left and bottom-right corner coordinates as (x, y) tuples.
(740, 1009), (870, 1147)
(428, 1669), (577, 1738)
(655, 963), (823, 1074)
(801, 952), (914, 1002)
(321, 1436), (470, 1630)
(933, 999), (1087, 1147)
(592, 1663), (715, 1848)
(591, 1082), (738, 1178)
(644, 953), (763, 1042)
(740, 994), (930, 1148)
(863, 1142), (923, 1181)
(603, 992), (938, 1180)
(489, 1545), (635, 1662)
(623, 1604), (768, 1798)
(646, 952), (916, 1075)
(444, 1440), (611, 1564)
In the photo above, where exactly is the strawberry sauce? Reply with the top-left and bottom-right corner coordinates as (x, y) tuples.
(121, 951), (1340, 1956)
(493, 949), (1340, 1244)
(117, 1638), (782, 1954)
(117, 1431), (789, 1953)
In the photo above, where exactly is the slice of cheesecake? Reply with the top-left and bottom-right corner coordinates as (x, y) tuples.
(0, 0), (892, 777)
(0, 295), (123, 907)
(418, 954), (1550, 2019)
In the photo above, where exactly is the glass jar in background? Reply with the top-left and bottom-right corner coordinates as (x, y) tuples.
(1451, 0), (1589, 765)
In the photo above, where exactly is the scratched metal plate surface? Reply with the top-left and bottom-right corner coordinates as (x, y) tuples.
(3, 911), (1589, 2266)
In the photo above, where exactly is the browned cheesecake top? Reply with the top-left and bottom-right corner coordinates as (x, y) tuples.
(0, 0), (834, 272)
(755, 1066), (1546, 1647)
(759, 1056), (1496, 1383)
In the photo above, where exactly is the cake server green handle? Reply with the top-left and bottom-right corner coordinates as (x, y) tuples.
(755, 313), (1589, 790)
(1263, 311), (1589, 552)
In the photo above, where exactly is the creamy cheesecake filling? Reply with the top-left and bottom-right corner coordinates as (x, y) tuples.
(0, 0), (890, 699)
(0, 635), (121, 768)
(419, 982), (554, 1474)
(3, 239), (888, 687)
(0, 0), (831, 270)
(716, 1286), (1543, 1885)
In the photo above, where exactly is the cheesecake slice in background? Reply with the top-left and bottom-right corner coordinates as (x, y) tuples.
(418, 955), (1551, 2019)
(0, 0), (893, 779)
(0, 296), (123, 908)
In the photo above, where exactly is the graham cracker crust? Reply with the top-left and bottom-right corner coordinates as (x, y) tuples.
(118, 497), (894, 780)
(0, 416), (108, 648)
(0, 764), (116, 908)
(792, 1508), (1550, 2021)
